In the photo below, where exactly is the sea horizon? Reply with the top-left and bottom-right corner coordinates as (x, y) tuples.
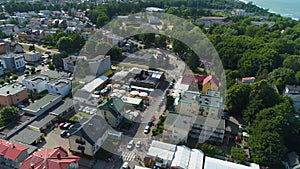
(238, 0), (300, 20)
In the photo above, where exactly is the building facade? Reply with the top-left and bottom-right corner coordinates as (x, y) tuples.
(0, 84), (28, 106)
(1, 54), (25, 73)
(22, 75), (49, 93)
(46, 79), (71, 97)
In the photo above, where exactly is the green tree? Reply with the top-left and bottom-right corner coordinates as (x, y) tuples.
(56, 37), (73, 53)
(186, 52), (199, 73)
(155, 35), (167, 49)
(200, 143), (218, 156)
(166, 95), (175, 111)
(29, 45), (35, 51)
(283, 55), (300, 71)
(108, 46), (122, 60)
(226, 84), (252, 116)
(249, 131), (286, 166)
(0, 106), (19, 126)
(267, 68), (296, 93)
(48, 63), (55, 70)
(30, 66), (35, 73)
(52, 53), (67, 69)
(231, 147), (247, 162)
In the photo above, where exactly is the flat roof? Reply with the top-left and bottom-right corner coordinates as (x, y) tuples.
(171, 146), (191, 169)
(10, 128), (43, 145)
(121, 96), (142, 105)
(147, 140), (176, 161)
(23, 94), (61, 113)
(82, 76), (108, 92)
(50, 98), (74, 116)
(29, 114), (56, 130)
(195, 115), (225, 130)
(0, 84), (26, 96)
(188, 149), (204, 169)
(31, 77), (45, 83)
(204, 156), (260, 169)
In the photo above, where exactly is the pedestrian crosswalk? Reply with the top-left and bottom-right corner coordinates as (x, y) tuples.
(122, 151), (136, 161)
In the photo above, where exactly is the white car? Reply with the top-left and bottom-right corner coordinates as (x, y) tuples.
(144, 125), (150, 134)
(127, 140), (134, 149)
(136, 141), (141, 149)
(122, 162), (129, 169)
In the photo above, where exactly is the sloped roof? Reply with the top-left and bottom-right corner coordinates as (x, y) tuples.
(0, 139), (28, 161)
(69, 115), (108, 145)
(20, 146), (79, 169)
(203, 75), (219, 87)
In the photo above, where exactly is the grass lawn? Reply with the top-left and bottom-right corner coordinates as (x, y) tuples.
(22, 44), (49, 53)
(69, 112), (92, 122)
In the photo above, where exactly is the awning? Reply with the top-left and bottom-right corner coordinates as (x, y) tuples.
(102, 69), (113, 77)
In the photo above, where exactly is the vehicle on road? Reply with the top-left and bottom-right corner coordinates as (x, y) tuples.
(144, 125), (150, 134)
(136, 141), (141, 149)
(127, 140), (134, 149)
(122, 162), (129, 169)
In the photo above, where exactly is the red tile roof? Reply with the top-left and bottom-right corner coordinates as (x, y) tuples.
(242, 77), (255, 82)
(20, 146), (80, 169)
(202, 75), (219, 86)
(0, 139), (28, 161)
(181, 75), (195, 85)
(181, 74), (207, 84)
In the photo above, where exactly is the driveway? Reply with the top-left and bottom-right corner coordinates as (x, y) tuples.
(42, 127), (70, 152)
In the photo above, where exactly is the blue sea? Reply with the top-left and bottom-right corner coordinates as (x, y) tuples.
(239, 0), (300, 20)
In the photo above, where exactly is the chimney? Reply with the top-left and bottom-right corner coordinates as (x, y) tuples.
(30, 163), (34, 169)
(6, 91), (9, 94)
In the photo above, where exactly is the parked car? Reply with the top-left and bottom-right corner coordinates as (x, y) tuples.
(59, 122), (65, 129)
(62, 123), (71, 129)
(136, 141), (141, 149)
(79, 106), (84, 112)
(127, 140), (134, 149)
(147, 121), (153, 127)
(60, 131), (70, 138)
(144, 125), (150, 134)
(122, 162), (129, 169)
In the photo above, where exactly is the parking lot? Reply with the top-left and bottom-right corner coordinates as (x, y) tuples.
(43, 127), (70, 151)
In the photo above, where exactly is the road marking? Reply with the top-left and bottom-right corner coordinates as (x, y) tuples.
(122, 151), (136, 161)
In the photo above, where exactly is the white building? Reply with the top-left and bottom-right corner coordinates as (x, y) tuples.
(46, 79), (71, 97)
(24, 51), (42, 63)
(147, 140), (176, 167)
(22, 75), (49, 93)
(82, 76), (108, 93)
(89, 55), (111, 76)
(204, 156), (260, 169)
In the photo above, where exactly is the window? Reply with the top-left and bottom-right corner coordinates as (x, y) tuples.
(75, 138), (85, 145)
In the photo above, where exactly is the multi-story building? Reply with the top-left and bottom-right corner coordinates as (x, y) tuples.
(165, 90), (225, 143)
(22, 75), (49, 93)
(68, 115), (108, 157)
(1, 54), (25, 73)
(46, 79), (71, 97)
(0, 139), (29, 169)
(0, 84), (28, 107)
(23, 51), (42, 63)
